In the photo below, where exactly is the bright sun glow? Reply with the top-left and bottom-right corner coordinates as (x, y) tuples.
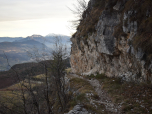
(0, 18), (75, 37)
(0, 0), (82, 37)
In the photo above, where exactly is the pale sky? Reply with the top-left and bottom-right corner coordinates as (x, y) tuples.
(0, 0), (86, 37)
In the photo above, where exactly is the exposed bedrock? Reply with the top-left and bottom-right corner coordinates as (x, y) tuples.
(70, 0), (152, 83)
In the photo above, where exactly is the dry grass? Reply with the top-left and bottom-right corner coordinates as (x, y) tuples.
(66, 77), (92, 111)
(65, 68), (72, 74)
(0, 74), (46, 113)
(0, 91), (21, 100)
(65, 76), (106, 113)
(0, 90), (25, 113)
(69, 77), (95, 94)
(1, 78), (42, 91)
(86, 73), (152, 114)
(31, 74), (46, 81)
(33, 74), (45, 79)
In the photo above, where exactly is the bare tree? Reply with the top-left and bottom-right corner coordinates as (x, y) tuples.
(27, 36), (69, 112)
(68, 0), (88, 29)
(49, 37), (68, 111)
(0, 35), (70, 114)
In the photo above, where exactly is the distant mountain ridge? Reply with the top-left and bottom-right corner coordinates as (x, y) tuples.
(0, 38), (48, 71)
(0, 34), (70, 43)
(0, 34), (71, 47)
(0, 34), (71, 71)
(17, 35), (45, 42)
(0, 37), (23, 42)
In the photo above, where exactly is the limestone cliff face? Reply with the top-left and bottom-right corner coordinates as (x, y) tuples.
(70, 0), (152, 82)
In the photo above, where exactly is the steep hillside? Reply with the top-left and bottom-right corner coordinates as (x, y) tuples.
(0, 39), (48, 71)
(0, 62), (45, 89)
(0, 58), (70, 89)
(70, 0), (152, 83)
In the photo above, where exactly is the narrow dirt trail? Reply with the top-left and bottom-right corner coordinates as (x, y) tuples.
(69, 73), (122, 114)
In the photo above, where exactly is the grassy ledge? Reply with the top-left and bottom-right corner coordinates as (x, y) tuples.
(65, 75), (108, 114)
(85, 73), (152, 114)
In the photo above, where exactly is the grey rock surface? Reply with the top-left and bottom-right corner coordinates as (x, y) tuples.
(65, 105), (89, 114)
(70, 0), (152, 83)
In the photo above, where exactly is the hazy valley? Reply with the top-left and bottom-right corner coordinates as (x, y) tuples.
(0, 34), (71, 71)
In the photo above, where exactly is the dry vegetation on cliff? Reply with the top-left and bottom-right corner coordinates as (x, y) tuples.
(114, 0), (152, 62)
(73, 0), (152, 61)
(72, 0), (106, 39)
(124, 0), (152, 60)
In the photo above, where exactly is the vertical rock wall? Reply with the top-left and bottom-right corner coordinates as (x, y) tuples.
(70, 0), (152, 83)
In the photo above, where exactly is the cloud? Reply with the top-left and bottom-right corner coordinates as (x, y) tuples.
(0, 0), (74, 21)
(0, 0), (89, 37)
(0, 17), (75, 37)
